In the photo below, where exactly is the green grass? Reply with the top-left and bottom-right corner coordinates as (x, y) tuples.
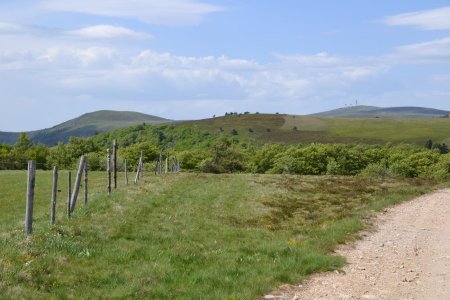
(0, 170), (107, 231)
(5, 112), (450, 148)
(180, 114), (450, 145)
(0, 171), (446, 299)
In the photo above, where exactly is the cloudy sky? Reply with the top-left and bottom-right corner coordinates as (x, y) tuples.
(1, 1), (450, 131)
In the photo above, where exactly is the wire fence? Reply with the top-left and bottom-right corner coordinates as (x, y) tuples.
(0, 160), (49, 170)
(1, 140), (181, 235)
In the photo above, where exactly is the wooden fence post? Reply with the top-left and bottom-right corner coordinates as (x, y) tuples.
(69, 155), (87, 213)
(172, 156), (177, 173)
(84, 158), (88, 205)
(134, 155), (143, 184)
(113, 139), (117, 189)
(107, 148), (111, 195)
(25, 160), (36, 235)
(134, 165), (139, 184)
(68, 171), (72, 218)
(51, 166), (58, 225)
(165, 152), (169, 174)
(158, 152), (162, 174)
(140, 151), (144, 178)
(124, 159), (128, 185)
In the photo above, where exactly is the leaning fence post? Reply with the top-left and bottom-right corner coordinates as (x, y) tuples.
(134, 156), (142, 184)
(84, 158), (88, 205)
(134, 165), (139, 184)
(69, 155), (87, 213)
(67, 171), (72, 218)
(124, 159), (128, 185)
(107, 148), (111, 195)
(51, 166), (58, 225)
(25, 160), (36, 235)
(113, 139), (118, 189)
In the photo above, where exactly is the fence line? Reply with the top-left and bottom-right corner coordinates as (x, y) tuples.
(16, 140), (182, 235)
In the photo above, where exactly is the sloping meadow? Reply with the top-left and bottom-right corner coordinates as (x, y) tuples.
(0, 171), (445, 299)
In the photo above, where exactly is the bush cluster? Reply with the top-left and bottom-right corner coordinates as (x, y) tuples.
(2, 130), (449, 179)
(179, 143), (450, 179)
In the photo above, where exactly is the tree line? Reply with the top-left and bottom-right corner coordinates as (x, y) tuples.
(1, 128), (449, 179)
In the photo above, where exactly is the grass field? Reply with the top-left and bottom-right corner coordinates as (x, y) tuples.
(181, 114), (450, 145)
(0, 171), (446, 299)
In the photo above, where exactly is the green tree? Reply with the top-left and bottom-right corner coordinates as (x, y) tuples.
(15, 132), (31, 152)
(67, 137), (98, 159)
(251, 144), (284, 173)
(199, 139), (246, 173)
(46, 143), (72, 169)
(0, 144), (13, 170)
(27, 144), (49, 170)
(177, 150), (208, 171)
(120, 142), (159, 167)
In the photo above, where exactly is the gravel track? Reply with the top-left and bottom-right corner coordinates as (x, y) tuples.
(263, 189), (450, 300)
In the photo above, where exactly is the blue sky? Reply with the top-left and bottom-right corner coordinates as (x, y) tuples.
(1, 1), (450, 131)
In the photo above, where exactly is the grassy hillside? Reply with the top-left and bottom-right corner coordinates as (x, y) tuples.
(3, 108), (450, 148)
(0, 132), (20, 145)
(0, 110), (171, 146)
(312, 105), (450, 118)
(171, 113), (450, 145)
(0, 171), (443, 299)
(86, 113), (450, 153)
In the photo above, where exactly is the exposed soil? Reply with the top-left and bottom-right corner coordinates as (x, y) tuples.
(263, 189), (450, 300)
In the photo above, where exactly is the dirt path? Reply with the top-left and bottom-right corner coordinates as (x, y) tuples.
(264, 189), (450, 300)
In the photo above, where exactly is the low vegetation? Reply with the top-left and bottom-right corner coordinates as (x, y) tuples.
(1, 122), (450, 181)
(0, 171), (445, 299)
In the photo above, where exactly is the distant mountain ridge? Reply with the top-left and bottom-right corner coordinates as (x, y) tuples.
(311, 105), (450, 118)
(2, 106), (450, 146)
(0, 110), (171, 145)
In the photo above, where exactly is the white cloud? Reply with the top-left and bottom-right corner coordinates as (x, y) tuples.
(278, 53), (388, 81)
(1, 46), (389, 113)
(0, 22), (56, 37)
(0, 22), (23, 33)
(39, 47), (118, 68)
(384, 7), (450, 30)
(68, 25), (153, 40)
(0, 22), (153, 42)
(276, 52), (343, 67)
(393, 37), (450, 63)
(38, 0), (223, 26)
(2, 37), (450, 130)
